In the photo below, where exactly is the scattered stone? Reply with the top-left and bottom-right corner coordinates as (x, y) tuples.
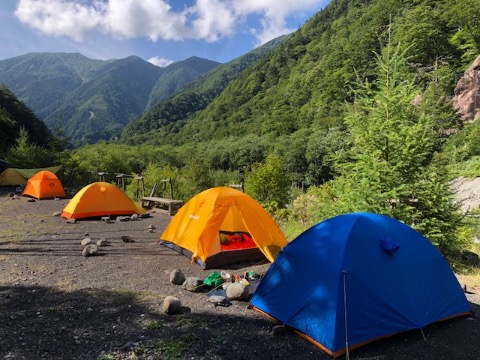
(52, 211), (62, 217)
(66, 219), (76, 224)
(81, 237), (93, 246)
(82, 244), (98, 257)
(27, 198), (35, 202)
(272, 325), (288, 336)
(140, 213), (151, 218)
(148, 229), (154, 233)
(121, 235), (134, 243)
(208, 295), (231, 307)
(162, 296), (182, 315)
(148, 224), (156, 230)
(226, 282), (249, 301)
(101, 216), (111, 223)
(96, 238), (108, 247)
(182, 277), (205, 292)
(170, 269), (185, 285)
(85, 232), (90, 236)
(117, 216), (130, 222)
(130, 214), (139, 221)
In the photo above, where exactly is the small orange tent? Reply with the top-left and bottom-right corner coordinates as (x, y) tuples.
(22, 170), (66, 199)
(159, 187), (288, 269)
(61, 182), (145, 219)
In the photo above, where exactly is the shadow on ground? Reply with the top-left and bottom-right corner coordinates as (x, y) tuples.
(0, 285), (479, 360)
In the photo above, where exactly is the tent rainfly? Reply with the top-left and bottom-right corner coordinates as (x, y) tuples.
(22, 170), (66, 199)
(249, 212), (472, 358)
(159, 187), (288, 269)
(61, 182), (145, 219)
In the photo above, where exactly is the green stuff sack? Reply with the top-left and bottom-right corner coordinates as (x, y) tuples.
(203, 271), (224, 288)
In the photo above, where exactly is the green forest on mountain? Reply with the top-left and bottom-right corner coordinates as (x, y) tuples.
(2, 0), (480, 264)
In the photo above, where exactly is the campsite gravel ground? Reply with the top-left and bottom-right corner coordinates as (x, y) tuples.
(0, 194), (480, 360)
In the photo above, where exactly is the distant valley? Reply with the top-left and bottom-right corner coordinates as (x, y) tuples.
(0, 53), (220, 145)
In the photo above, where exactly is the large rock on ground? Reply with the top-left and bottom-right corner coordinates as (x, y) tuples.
(82, 244), (98, 257)
(226, 283), (249, 300)
(182, 277), (205, 292)
(163, 296), (182, 315)
(170, 269), (185, 285)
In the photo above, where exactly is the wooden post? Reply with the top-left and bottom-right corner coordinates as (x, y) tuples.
(116, 174), (125, 190)
(135, 175), (145, 201)
(229, 182), (244, 192)
(98, 172), (108, 182)
(161, 178), (173, 199)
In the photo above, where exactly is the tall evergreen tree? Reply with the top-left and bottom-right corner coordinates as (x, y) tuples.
(324, 38), (466, 255)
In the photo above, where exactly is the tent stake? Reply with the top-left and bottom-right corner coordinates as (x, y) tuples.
(343, 271), (350, 360)
(420, 328), (426, 340)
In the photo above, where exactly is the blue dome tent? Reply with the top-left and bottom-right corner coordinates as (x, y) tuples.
(249, 212), (472, 358)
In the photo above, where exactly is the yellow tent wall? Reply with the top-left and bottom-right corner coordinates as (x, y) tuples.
(0, 168), (27, 186)
(160, 187), (288, 268)
(22, 170), (66, 199)
(0, 166), (62, 186)
(61, 182), (145, 219)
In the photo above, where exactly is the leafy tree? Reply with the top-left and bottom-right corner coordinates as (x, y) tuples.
(305, 126), (348, 186)
(392, 4), (454, 68)
(443, 0), (480, 56)
(6, 127), (56, 168)
(245, 153), (291, 212)
(176, 158), (214, 200)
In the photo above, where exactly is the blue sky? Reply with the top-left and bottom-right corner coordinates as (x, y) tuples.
(0, 0), (329, 66)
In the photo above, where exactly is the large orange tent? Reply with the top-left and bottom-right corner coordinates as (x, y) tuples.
(61, 182), (145, 219)
(159, 187), (288, 269)
(22, 170), (66, 199)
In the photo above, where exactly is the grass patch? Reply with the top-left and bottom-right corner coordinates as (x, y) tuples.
(98, 333), (201, 360)
(144, 319), (164, 330)
(48, 303), (68, 312)
(175, 316), (209, 330)
(103, 289), (159, 306)
(25, 263), (50, 274)
(151, 334), (199, 359)
(55, 278), (78, 292)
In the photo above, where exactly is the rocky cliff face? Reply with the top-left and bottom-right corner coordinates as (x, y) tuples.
(453, 55), (480, 121)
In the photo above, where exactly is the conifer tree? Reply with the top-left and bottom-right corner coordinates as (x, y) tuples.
(327, 37), (466, 255)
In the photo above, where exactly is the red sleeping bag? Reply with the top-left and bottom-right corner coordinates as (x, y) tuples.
(220, 233), (257, 250)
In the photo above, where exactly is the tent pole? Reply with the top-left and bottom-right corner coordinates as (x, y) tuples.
(343, 271), (350, 360)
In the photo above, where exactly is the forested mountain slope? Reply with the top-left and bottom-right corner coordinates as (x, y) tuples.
(146, 56), (220, 109)
(120, 0), (479, 187)
(120, 35), (289, 145)
(177, 0), (468, 144)
(0, 86), (52, 155)
(0, 54), (219, 145)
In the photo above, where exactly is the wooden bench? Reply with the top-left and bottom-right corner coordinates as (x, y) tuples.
(141, 196), (184, 216)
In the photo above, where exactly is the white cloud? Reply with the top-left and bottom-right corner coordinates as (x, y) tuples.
(14, 0), (326, 44)
(233, 0), (326, 45)
(147, 56), (174, 67)
(188, 0), (237, 42)
(102, 0), (188, 41)
(15, 0), (102, 41)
